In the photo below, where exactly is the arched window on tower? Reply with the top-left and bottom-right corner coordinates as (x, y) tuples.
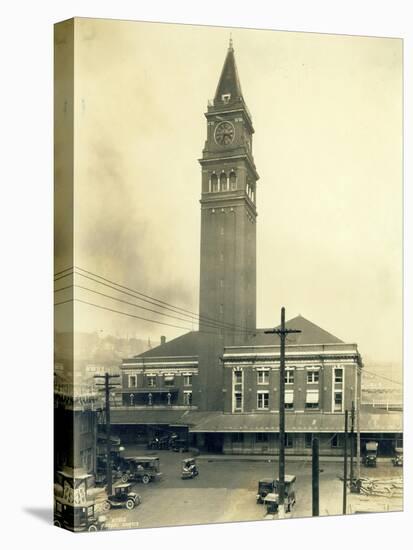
(229, 170), (237, 190)
(211, 173), (218, 192)
(220, 172), (227, 192)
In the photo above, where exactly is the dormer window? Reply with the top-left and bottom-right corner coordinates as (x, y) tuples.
(222, 93), (231, 103)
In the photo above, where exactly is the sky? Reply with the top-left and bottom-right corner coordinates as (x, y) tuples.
(54, 18), (402, 370)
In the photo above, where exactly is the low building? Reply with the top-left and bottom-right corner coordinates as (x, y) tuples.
(54, 380), (102, 477)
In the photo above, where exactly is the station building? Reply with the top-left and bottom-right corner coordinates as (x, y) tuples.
(112, 41), (402, 457)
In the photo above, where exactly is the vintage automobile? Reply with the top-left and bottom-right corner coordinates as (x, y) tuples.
(181, 457), (199, 479)
(392, 447), (403, 467)
(120, 456), (163, 484)
(54, 496), (106, 532)
(103, 483), (141, 511)
(262, 475), (297, 514)
(171, 438), (190, 452)
(147, 432), (178, 450)
(256, 478), (276, 504)
(363, 441), (379, 467)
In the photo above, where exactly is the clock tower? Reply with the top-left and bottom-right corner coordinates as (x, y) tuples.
(198, 40), (259, 410)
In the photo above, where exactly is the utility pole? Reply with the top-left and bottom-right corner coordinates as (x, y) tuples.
(95, 372), (120, 496)
(343, 410), (348, 515)
(265, 307), (301, 518)
(356, 366), (361, 483)
(312, 436), (319, 516)
(350, 401), (355, 491)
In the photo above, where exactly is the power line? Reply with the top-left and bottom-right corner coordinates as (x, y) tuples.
(362, 368), (402, 386)
(74, 265), (249, 332)
(54, 265), (252, 334)
(71, 283), (249, 334)
(54, 298), (73, 307)
(54, 297), (221, 335)
(54, 266), (74, 277)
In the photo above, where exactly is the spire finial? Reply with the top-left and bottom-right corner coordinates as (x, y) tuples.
(229, 32), (233, 50)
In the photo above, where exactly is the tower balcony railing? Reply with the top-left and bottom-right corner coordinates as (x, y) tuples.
(207, 96), (252, 123)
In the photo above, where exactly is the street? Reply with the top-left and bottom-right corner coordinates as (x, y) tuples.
(101, 448), (403, 530)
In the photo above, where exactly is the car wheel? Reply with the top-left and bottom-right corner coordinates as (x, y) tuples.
(53, 520), (61, 528)
(126, 499), (135, 510)
(121, 474), (129, 483)
(103, 501), (111, 511)
(88, 524), (98, 532)
(142, 474), (150, 484)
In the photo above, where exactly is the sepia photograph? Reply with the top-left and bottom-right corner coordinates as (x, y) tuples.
(53, 17), (403, 532)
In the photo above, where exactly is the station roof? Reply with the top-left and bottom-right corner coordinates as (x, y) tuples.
(111, 407), (402, 434)
(124, 331), (200, 362)
(250, 316), (344, 347)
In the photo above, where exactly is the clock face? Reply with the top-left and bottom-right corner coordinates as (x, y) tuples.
(214, 121), (235, 146)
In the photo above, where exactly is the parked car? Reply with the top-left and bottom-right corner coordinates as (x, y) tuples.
(120, 456), (162, 484)
(147, 433), (178, 450)
(262, 475), (296, 514)
(363, 441), (378, 467)
(181, 458), (199, 479)
(54, 496), (106, 532)
(103, 483), (141, 511)
(256, 478), (276, 504)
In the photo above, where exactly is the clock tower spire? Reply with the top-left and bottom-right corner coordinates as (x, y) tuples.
(198, 41), (259, 410)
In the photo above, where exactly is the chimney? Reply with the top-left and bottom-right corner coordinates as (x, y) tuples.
(160, 335), (166, 345)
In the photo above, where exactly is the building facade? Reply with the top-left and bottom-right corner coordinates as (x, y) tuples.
(112, 41), (401, 457)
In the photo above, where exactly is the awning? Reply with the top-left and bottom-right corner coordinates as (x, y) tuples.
(285, 391), (294, 404)
(306, 390), (319, 403)
(164, 376), (174, 382)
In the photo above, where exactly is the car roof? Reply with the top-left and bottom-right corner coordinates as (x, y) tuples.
(284, 475), (296, 483)
(115, 483), (133, 489)
(259, 478), (275, 484)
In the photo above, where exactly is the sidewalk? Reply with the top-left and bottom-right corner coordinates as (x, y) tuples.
(197, 453), (394, 463)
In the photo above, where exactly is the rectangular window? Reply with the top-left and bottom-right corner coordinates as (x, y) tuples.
(234, 392), (242, 411)
(257, 370), (269, 385)
(285, 433), (293, 448)
(256, 433), (269, 443)
(334, 391), (343, 412)
(307, 370), (320, 384)
(331, 434), (343, 448)
(164, 375), (174, 386)
(334, 368), (343, 384)
(285, 390), (294, 409)
(257, 391), (269, 410)
(285, 369), (294, 384)
(147, 375), (156, 387)
(183, 374), (192, 386)
(305, 390), (319, 409)
(128, 374), (137, 388)
(183, 391), (192, 406)
(233, 370), (242, 385)
(305, 434), (313, 448)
